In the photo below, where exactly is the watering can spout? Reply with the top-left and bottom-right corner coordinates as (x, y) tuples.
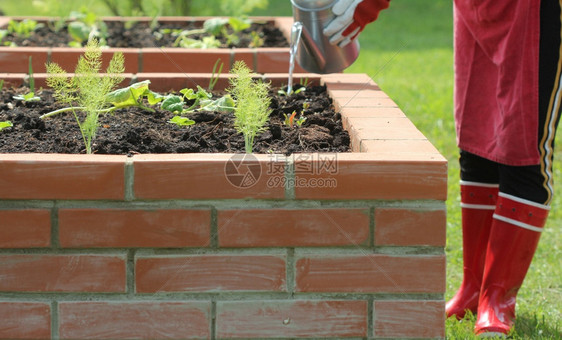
(291, 0), (360, 74)
(294, 22), (327, 71)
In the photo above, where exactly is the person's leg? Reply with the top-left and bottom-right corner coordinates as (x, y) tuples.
(475, 0), (562, 335)
(475, 186), (549, 336)
(446, 151), (499, 319)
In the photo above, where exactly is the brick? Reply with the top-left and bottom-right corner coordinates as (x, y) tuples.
(262, 73), (321, 88)
(0, 210), (51, 248)
(0, 154), (126, 200)
(59, 301), (210, 339)
(321, 73), (379, 90)
(136, 254), (286, 293)
(360, 139), (441, 154)
(373, 300), (445, 338)
(0, 254), (126, 292)
(295, 254), (446, 293)
(292, 153), (448, 200)
(218, 208), (370, 247)
(133, 154), (285, 200)
(50, 47), (140, 73)
(340, 107), (407, 130)
(273, 16), (294, 41)
(230, 49), (254, 71)
(141, 48), (231, 73)
(0, 73), (26, 87)
(256, 48), (300, 73)
(216, 300), (367, 338)
(334, 97), (398, 110)
(375, 208), (446, 246)
(0, 17), (10, 27)
(328, 89), (388, 99)
(31, 73), (134, 90)
(347, 117), (427, 141)
(0, 302), (51, 339)
(0, 47), (49, 73)
(136, 73), (231, 92)
(59, 209), (211, 248)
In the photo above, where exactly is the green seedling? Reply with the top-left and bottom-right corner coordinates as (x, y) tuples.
(249, 31), (265, 48)
(161, 85), (234, 115)
(283, 110), (306, 128)
(43, 38), (125, 154)
(0, 121), (13, 131)
(7, 19), (39, 38)
(278, 84), (306, 97)
(0, 30), (10, 46)
(168, 116), (195, 127)
(170, 16), (254, 49)
(174, 34), (221, 49)
(67, 9), (108, 47)
(228, 61), (271, 153)
(208, 59), (224, 91)
(13, 57), (40, 102)
(13, 92), (41, 102)
(105, 80), (164, 112)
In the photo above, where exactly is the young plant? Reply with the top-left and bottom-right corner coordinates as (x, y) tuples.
(170, 16), (253, 49)
(67, 9), (108, 47)
(208, 59), (224, 92)
(249, 31), (265, 48)
(0, 30), (10, 46)
(44, 38), (125, 154)
(168, 116), (195, 127)
(228, 61), (271, 153)
(7, 19), (39, 38)
(278, 84), (306, 97)
(0, 121), (13, 131)
(283, 110), (306, 128)
(13, 57), (40, 102)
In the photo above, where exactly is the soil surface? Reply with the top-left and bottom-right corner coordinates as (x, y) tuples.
(0, 84), (350, 155)
(3, 20), (289, 48)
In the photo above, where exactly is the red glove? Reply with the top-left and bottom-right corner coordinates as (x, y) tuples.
(324, 0), (390, 46)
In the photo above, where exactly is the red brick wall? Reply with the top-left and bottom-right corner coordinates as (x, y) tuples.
(0, 74), (447, 339)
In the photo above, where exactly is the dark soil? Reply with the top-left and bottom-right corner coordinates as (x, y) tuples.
(0, 84), (350, 155)
(3, 20), (289, 48)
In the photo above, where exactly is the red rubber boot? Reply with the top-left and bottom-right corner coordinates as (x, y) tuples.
(446, 181), (498, 319)
(475, 193), (549, 337)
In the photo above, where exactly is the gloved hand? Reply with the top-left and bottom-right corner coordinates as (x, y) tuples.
(324, 0), (390, 46)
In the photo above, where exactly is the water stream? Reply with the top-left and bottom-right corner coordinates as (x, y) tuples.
(288, 22), (303, 96)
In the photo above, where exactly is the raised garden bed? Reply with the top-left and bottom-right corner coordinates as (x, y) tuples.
(0, 16), (304, 74)
(0, 72), (447, 339)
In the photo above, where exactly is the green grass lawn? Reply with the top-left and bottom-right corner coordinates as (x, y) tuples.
(2, 0), (560, 338)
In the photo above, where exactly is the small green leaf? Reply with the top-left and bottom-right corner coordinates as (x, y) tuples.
(180, 88), (198, 100)
(105, 80), (151, 108)
(161, 95), (185, 113)
(228, 17), (251, 32)
(0, 121), (13, 131)
(200, 94), (235, 113)
(146, 90), (166, 105)
(203, 18), (228, 36)
(169, 116), (195, 127)
(68, 21), (91, 43)
(13, 92), (40, 102)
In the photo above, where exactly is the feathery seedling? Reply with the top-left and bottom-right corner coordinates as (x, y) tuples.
(228, 61), (271, 153)
(45, 38), (125, 154)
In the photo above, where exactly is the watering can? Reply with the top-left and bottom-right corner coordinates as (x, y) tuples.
(291, 0), (360, 74)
